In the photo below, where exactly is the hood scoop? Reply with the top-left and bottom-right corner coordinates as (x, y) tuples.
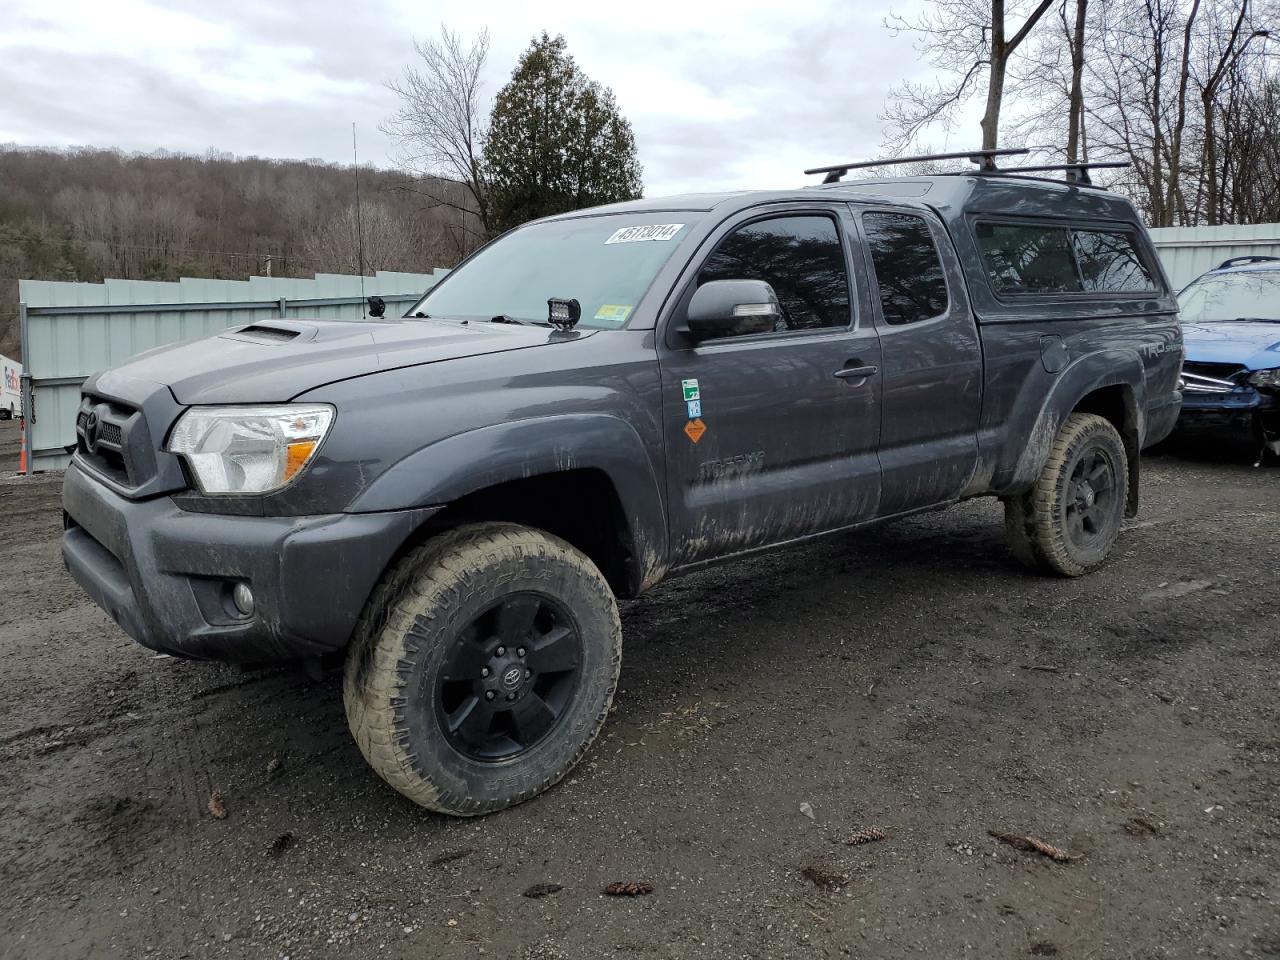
(229, 324), (303, 344)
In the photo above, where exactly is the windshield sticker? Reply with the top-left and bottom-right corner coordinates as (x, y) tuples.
(605, 223), (685, 245)
(594, 304), (633, 324)
(687, 399), (702, 419)
(681, 378), (700, 402)
(684, 418), (707, 444)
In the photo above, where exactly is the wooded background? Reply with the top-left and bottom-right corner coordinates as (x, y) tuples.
(883, 0), (1280, 228)
(0, 147), (474, 358)
(4, 3), (1279, 360)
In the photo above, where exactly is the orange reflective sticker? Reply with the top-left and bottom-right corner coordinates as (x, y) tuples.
(683, 419), (707, 444)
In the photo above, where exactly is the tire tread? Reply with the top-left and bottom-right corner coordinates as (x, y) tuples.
(1004, 413), (1129, 577)
(342, 523), (621, 816)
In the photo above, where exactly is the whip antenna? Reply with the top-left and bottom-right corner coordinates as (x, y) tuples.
(352, 122), (367, 315)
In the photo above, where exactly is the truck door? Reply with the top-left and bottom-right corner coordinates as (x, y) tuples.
(854, 207), (982, 514)
(658, 207), (882, 568)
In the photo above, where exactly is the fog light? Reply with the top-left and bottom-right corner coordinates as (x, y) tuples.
(232, 583), (255, 618)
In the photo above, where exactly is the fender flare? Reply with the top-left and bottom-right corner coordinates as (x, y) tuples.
(1007, 349), (1146, 508)
(348, 414), (668, 591)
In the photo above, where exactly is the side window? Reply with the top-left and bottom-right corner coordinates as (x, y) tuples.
(976, 222), (1082, 294)
(1071, 230), (1156, 292)
(862, 212), (950, 325)
(697, 215), (851, 335)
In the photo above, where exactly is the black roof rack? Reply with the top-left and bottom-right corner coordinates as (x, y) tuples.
(1217, 255), (1280, 270)
(804, 148), (1029, 184)
(985, 161), (1131, 186)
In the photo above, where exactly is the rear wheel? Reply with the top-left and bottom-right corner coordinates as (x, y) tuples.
(343, 523), (622, 816)
(1005, 413), (1129, 577)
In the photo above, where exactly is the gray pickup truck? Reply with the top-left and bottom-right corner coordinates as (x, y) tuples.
(62, 157), (1183, 815)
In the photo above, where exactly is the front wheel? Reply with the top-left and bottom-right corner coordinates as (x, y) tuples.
(343, 523), (622, 816)
(1004, 413), (1129, 577)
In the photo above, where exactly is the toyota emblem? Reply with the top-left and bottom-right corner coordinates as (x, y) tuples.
(84, 411), (101, 453)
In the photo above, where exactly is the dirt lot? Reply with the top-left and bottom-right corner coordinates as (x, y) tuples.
(1, 417), (1277, 960)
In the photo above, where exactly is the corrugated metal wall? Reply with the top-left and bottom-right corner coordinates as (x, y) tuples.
(19, 269), (447, 471)
(1149, 223), (1280, 290)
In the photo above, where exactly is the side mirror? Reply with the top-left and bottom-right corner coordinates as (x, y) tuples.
(685, 279), (781, 341)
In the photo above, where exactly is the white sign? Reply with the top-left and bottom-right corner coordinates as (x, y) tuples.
(605, 223), (685, 245)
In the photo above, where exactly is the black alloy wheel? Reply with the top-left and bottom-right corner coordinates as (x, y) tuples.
(436, 593), (583, 762)
(1063, 445), (1119, 552)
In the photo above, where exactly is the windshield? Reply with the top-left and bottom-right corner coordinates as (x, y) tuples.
(1178, 270), (1280, 323)
(407, 214), (699, 330)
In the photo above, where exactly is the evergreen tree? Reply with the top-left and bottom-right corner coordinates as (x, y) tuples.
(483, 34), (643, 233)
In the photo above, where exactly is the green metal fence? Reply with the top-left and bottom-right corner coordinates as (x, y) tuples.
(1148, 223), (1280, 290)
(18, 270), (446, 472)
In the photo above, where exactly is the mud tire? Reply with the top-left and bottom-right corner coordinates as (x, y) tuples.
(343, 523), (622, 816)
(1005, 413), (1129, 577)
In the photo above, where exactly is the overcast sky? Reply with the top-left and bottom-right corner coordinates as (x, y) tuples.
(1, 0), (979, 196)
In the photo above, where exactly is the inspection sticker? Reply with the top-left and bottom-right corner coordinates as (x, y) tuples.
(681, 378), (700, 402)
(684, 418), (707, 444)
(593, 304), (632, 324)
(686, 399), (702, 418)
(605, 223), (685, 245)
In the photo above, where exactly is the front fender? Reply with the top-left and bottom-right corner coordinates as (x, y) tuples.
(348, 414), (668, 589)
(1004, 349), (1145, 495)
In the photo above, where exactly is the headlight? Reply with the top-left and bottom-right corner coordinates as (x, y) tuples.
(166, 405), (334, 494)
(1248, 368), (1280, 388)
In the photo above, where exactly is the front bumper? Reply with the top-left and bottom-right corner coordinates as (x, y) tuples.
(61, 462), (439, 662)
(1177, 386), (1277, 434)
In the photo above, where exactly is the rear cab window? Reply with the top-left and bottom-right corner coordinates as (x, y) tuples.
(862, 211), (950, 324)
(975, 221), (1156, 297)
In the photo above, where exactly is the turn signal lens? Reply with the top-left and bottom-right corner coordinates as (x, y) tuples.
(284, 440), (317, 481)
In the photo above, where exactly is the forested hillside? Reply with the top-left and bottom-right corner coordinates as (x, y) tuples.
(0, 146), (474, 359)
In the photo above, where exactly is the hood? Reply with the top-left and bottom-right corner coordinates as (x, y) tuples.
(1182, 320), (1280, 370)
(97, 317), (591, 405)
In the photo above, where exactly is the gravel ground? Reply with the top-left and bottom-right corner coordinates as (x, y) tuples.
(1, 417), (1277, 960)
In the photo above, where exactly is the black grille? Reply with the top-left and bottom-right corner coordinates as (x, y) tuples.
(76, 396), (141, 487)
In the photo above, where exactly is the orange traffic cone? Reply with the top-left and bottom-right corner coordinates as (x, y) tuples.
(17, 417), (28, 475)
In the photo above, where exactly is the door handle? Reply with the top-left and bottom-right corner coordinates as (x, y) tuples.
(834, 364), (879, 380)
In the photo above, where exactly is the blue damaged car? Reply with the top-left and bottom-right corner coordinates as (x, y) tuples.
(1176, 256), (1280, 457)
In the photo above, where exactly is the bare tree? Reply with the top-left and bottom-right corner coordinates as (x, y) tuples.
(881, 0), (1057, 151)
(1191, 1), (1271, 222)
(302, 200), (419, 275)
(382, 27), (492, 242)
(1006, 0), (1094, 160)
(1066, 0), (1089, 161)
(1076, 0), (1279, 225)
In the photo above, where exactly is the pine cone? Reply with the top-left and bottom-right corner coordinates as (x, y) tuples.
(799, 864), (849, 891)
(207, 790), (227, 820)
(845, 827), (887, 846)
(603, 881), (654, 897)
(989, 830), (1079, 863)
(1124, 817), (1159, 836)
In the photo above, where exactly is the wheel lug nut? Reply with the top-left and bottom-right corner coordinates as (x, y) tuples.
(496, 646), (506, 656)
(480, 667), (490, 677)
(525, 669), (532, 678)
(517, 647), (526, 658)
(484, 690), (495, 701)
(506, 692), (515, 701)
